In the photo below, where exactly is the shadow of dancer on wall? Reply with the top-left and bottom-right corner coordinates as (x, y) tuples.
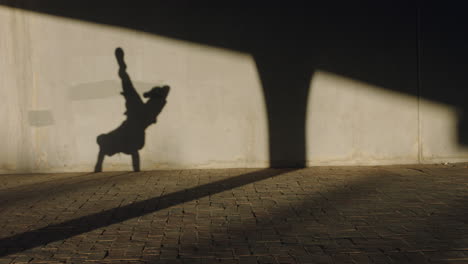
(94, 47), (170, 172)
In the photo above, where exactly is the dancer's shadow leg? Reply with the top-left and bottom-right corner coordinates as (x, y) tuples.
(131, 151), (140, 172)
(95, 150), (105, 172)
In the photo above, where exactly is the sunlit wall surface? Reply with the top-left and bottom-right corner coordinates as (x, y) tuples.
(306, 71), (419, 165)
(306, 71), (468, 165)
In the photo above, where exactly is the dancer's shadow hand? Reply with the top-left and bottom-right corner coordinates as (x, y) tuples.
(115, 47), (126, 69)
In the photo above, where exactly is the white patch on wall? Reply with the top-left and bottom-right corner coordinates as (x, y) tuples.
(28, 110), (54, 127)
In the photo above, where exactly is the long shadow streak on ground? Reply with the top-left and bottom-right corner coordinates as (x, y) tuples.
(0, 169), (296, 256)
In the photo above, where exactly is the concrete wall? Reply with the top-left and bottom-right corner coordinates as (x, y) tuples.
(1, 5), (468, 173)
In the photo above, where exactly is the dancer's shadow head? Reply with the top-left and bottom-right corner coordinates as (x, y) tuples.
(142, 85), (170, 126)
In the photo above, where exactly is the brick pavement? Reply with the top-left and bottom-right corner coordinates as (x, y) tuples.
(0, 164), (468, 263)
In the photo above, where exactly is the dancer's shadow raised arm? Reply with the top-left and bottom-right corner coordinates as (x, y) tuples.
(115, 47), (144, 115)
